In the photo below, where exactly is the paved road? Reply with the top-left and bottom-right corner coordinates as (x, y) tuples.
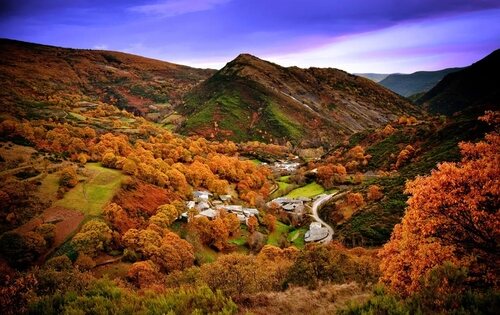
(311, 191), (349, 244)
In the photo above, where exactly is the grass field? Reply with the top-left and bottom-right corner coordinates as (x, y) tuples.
(285, 181), (325, 198)
(288, 227), (307, 248)
(278, 181), (292, 191)
(267, 221), (291, 246)
(55, 163), (124, 217)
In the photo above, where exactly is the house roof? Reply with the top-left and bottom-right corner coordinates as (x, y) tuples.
(199, 209), (218, 218)
(196, 201), (210, 210)
(193, 191), (213, 197)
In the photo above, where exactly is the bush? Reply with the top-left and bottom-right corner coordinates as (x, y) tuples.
(59, 166), (78, 188)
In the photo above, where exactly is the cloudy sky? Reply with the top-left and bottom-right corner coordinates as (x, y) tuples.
(1, 0), (499, 73)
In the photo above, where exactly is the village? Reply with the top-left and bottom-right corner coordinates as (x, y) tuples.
(182, 189), (332, 243)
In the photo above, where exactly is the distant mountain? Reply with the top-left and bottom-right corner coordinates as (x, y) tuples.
(417, 49), (500, 115)
(355, 73), (390, 83)
(0, 39), (215, 119)
(379, 68), (462, 97)
(176, 54), (420, 147)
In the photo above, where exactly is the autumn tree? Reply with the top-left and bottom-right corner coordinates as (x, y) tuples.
(347, 145), (371, 166)
(395, 144), (415, 169)
(381, 124), (395, 136)
(223, 213), (241, 237)
(122, 226), (194, 273)
(74, 253), (96, 271)
(316, 164), (347, 188)
(367, 185), (384, 201)
(72, 220), (112, 257)
(247, 216), (259, 234)
(149, 203), (182, 228)
(101, 152), (117, 168)
(199, 252), (294, 296)
(126, 260), (163, 289)
(103, 203), (138, 234)
(210, 217), (229, 251)
(190, 216), (229, 251)
(263, 213), (277, 232)
(0, 231), (47, 267)
(59, 166), (78, 188)
(380, 117), (499, 297)
(122, 158), (137, 175)
(347, 192), (365, 209)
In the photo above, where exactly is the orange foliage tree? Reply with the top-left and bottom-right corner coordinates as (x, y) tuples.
(316, 164), (347, 189)
(347, 192), (365, 209)
(122, 226), (194, 273)
(247, 216), (259, 234)
(367, 185), (384, 201)
(59, 166), (78, 188)
(380, 118), (499, 297)
(263, 213), (277, 232)
(395, 144), (415, 169)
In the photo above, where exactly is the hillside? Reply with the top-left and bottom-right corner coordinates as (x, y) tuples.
(354, 73), (390, 82)
(379, 67), (462, 97)
(177, 54), (420, 147)
(299, 109), (492, 247)
(417, 49), (500, 115)
(0, 39), (215, 120)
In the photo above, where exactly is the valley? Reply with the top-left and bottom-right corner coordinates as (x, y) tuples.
(0, 38), (498, 315)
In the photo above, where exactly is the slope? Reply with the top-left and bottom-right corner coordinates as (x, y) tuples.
(0, 38), (215, 120)
(354, 73), (390, 83)
(177, 54), (420, 147)
(417, 49), (500, 115)
(314, 109), (493, 247)
(379, 67), (462, 97)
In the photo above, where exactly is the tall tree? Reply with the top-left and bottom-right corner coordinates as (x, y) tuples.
(380, 112), (499, 296)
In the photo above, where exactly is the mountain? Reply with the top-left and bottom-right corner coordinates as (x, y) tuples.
(0, 39), (215, 120)
(176, 54), (420, 147)
(355, 73), (390, 82)
(417, 49), (500, 115)
(378, 68), (462, 97)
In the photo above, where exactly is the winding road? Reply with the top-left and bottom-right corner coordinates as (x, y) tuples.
(311, 191), (349, 243)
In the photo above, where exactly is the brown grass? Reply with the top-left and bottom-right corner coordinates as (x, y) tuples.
(236, 282), (372, 315)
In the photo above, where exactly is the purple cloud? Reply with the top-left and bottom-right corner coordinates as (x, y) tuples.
(0, 1), (498, 72)
(129, 0), (231, 17)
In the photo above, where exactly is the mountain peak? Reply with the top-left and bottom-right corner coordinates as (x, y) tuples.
(180, 54), (419, 146)
(227, 53), (271, 68)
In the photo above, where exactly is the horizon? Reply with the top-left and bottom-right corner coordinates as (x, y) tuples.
(1, 1), (500, 73)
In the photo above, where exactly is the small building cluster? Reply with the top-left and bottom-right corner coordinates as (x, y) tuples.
(183, 191), (259, 225)
(304, 222), (329, 242)
(272, 161), (301, 173)
(267, 196), (310, 214)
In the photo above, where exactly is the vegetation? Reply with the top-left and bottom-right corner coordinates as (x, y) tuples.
(0, 39), (498, 314)
(286, 181), (325, 198)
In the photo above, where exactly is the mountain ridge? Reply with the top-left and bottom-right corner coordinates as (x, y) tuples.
(379, 67), (463, 97)
(416, 49), (500, 115)
(177, 53), (421, 147)
(0, 38), (215, 120)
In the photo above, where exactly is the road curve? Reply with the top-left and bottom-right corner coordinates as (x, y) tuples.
(311, 191), (349, 244)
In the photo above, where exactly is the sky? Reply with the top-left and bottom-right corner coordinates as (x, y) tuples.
(1, 0), (499, 73)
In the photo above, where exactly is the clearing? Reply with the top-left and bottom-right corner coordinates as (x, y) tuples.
(55, 163), (125, 216)
(286, 181), (325, 198)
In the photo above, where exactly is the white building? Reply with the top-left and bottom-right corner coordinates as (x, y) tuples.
(305, 222), (329, 242)
(195, 209), (218, 220)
